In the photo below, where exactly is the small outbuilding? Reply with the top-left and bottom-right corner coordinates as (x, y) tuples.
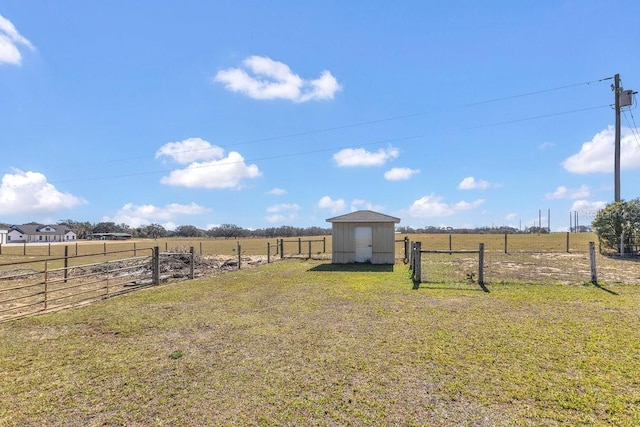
(326, 210), (401, 264)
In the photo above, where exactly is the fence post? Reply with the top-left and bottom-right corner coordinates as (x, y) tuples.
(448, 234), (452, 254)
(566, 232), (570, 253)
(589, 242), (597, 284)
(44, 260), (49, 310)
(200, 241), (203, 256)
(75, 242), (78, 256)
(298, 238), (302, 254)
(165, 242), (168, 252)
(504, 233), (508, 254)
(478, 243), (485, 286)
(48, 243), (51, 256)
(410, 242), (414, 271)
(237, 243), (241, 270)
(190, 247), (195, 278)
(280, 239), (284, 259)
(134, 242), (137, 256)
(404, 236), (409, 263)
(103, 242), (107, 255)
(308, 240), (312, 259)
(323, 237), (326, 253)
(64, 246), (69, 284)
(152, 246), (160, 285)
(23, 243), (26, 256)
(413, 242), (422, 287)
(267, 242), (271, 263)
(0, 243), (2, 255)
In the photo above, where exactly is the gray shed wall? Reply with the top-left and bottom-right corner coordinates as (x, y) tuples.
(331, 222), (396, 264)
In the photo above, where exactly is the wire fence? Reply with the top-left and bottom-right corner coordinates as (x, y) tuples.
(410, 239), (640, 287)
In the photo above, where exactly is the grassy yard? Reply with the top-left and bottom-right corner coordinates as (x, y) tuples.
(1, 259), (639, 426)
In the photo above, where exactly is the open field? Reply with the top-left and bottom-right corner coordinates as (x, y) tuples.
(0, 232), (598, 261)
(1, 260), (639, 426)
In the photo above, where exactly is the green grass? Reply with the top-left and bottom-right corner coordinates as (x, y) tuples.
(1, 260), (639, 426)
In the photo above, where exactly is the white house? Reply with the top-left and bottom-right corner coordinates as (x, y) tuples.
(7, 224), (77, 243)
(0, 229), (7, 244)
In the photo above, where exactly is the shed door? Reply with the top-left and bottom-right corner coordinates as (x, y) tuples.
(354, 227), (373, 262)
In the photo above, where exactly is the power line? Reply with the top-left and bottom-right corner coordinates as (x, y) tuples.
(622, 109), (640, 149)
(462, 76), (613, 107)
(80, 76), (616, 166)
(465, 105), (610, 130)
(56, 134), (425, 184)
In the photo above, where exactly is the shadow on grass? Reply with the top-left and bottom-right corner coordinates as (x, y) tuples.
(590, 282), (620, 295)
(413, 280), (490, 293)
(308, 263), (394, 273)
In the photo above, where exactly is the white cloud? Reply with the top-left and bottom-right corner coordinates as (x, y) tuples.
(214, 55), (341, 102)
(155, 137), (225, 164)
(504, 213), (518, 221)
(267, 187), (286, 196)
(407, 194), (485, 218)
(384, 167), (420, 181)
(350, 199), (384, 212)
(562, 126), (640, 173)
(538, 142), (555, 150)
(158, 138), (261, 189)
(318, 196), (346, 214)
(163, 222), (178, 232)
(0, 14), (35, 66)
(570, 199), (606, 212)
(266, 204), (300, 223)
(458, 176), (490, 190)
(0, 169), (86, 215)
(104, 202), (209, 229)
(333, 146), (399, 167)
(266, 203), (300, 213)
(265, 214), (287, 223)
(545, 184), (590, 200)
(265, 203), (300, 223)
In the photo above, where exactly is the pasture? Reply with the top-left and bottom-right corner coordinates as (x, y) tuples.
(1, 259), (639, 426)
(0, 232), (598, 260)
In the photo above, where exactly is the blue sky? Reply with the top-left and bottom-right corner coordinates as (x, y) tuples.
(2, 1), (640, 231)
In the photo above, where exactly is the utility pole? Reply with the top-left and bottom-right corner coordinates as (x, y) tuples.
(613, 74), (636, 202)
(614, 74), (621, 202)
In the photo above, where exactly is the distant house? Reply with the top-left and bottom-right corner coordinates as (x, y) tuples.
(0, 229), (7, 244)
(326, 210), (401, 264)
(8, 224), (77, 243)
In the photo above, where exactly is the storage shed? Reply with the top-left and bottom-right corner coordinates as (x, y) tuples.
(326, 210), (401, 264)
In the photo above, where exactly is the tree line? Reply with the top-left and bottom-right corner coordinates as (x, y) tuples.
(49, 220), (332, 240)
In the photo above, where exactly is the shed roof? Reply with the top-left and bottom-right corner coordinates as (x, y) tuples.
(326, 210), (401, 223)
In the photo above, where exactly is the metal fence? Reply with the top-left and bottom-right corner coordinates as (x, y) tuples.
(410, 239), (639, 287)
(0, 247), (207, 323)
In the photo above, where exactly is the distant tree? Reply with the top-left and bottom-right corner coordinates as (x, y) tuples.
(174, 225), (205, 238)
(93, 222), (124, 233)
(137, 223), (167, 239)
(57, 219), (93, 239)
(209, 224), (246, 239)
(592, 199), (640, 252)
(525, 226), (549, 234)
